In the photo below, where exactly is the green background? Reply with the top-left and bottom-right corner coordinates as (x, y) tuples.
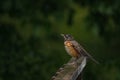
(0, 0), (120, 80)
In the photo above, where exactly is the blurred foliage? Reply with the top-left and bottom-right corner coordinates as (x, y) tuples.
(0, 0), (120, 80)
(75, 0), (120, 43)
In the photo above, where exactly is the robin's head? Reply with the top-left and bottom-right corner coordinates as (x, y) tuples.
(61, 34), (74, 41)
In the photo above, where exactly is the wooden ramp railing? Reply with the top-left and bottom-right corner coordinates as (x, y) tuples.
(51, 57), (87, 80)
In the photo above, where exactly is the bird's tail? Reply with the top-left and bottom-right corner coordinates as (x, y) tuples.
(89, 56), (99, 64)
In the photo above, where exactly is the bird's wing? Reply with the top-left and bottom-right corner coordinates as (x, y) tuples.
(71, 40), (99, 64)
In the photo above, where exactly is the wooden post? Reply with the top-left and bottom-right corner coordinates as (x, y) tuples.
(51, 57), (87, 80)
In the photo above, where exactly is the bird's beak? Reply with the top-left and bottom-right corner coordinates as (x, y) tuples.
(61, 34), (64, 37)
(60, 34), (66, 39)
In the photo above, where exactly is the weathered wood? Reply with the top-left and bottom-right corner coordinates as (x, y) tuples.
(51, 57), (87, 80)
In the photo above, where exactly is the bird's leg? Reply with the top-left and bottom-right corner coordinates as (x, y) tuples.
(67, 57), (78, 67)
(74, 57), (79, 67)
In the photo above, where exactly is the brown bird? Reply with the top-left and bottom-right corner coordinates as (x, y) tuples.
(61, 34), (99, 64)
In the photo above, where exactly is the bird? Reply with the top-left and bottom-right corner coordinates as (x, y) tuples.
(61, 34), (99, 64)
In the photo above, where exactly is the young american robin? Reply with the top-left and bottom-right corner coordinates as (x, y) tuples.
(61, 34), (99, 64)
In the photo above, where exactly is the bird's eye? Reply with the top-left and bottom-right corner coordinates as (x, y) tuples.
(67, 34), (71, 37)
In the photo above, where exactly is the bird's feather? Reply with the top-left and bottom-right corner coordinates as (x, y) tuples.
(70, 40), (99, 64)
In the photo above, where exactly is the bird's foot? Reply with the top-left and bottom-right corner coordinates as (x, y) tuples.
(67, 62), (77, 67)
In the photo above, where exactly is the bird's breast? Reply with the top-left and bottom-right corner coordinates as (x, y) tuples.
(64, 41), (79, 58)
